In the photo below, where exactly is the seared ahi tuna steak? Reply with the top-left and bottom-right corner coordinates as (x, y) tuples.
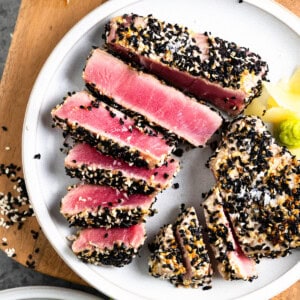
(203, 188), (257, 281)
(149, 206), (212, 289)
(61, 184), (156, 228)
(208, 116), (300, 259)
(52, 91), (173, 168)
(65, 143), (179, 195)
(105, 14), (268, 115)
(83, 49), (222, 147)
(71, 223), (146, 267)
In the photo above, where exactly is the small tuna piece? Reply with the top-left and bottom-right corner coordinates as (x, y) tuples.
(148, 224), (186, 283)
(149, 206), (212, 289)
(65, 143), (179, 195)
(209, 116), (300, 259)
(105, 14), (268, 115)
(52, 91), (174, 168)
(174, 206), (213, 288)
(61, 184), (156, 228)
(83, 49), (222, 147)
(203, 188), (257, 281)
(71, 223), (146, 267)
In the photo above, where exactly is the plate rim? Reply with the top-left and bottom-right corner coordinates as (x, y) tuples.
(22, 1), (300, 300)
(0, 285), (102, 300)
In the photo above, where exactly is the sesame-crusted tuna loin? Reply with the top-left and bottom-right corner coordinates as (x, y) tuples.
(65, 143), (179, 195)
(209, 116), (300, 259)
(105, 14), (268, 116)
(148, 206), (212, 289)
(51, 91), (173, 168)
(203, 188), (257, 281)
(83, 49), (222, 147)
(72, 223), (146, 267)
(60, 184), (156, 228)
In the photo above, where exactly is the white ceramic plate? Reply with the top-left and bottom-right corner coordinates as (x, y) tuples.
(22, 0), (300, 299)
(0, 286), (101, 300)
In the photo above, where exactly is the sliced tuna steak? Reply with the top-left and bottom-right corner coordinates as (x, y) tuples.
(203, 188), (257, 281)
(52, 91), (173, 168)
(61, 184), (156, 228)
(209, 116), (300, 259)
(105, 14), (268, 115)
(65, 143), (179, 195)
(83, 49), (222, 147)
(71, 223), (146, 267)
(148, 206), (212, 289)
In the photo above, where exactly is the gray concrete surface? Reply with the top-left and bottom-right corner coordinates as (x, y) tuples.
(0, 0), (107, 298)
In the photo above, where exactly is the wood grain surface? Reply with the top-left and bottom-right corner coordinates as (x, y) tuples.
(0, 0), (298, 298)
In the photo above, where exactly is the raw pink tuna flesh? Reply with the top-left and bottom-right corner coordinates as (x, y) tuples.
(72, 223), (146, 252)
(65, 143), (179, 187)
(61, 184), (154, 214)
(225, 218), (257, 279)
(83, 49), (222, 146)
(52, 91), (172, 167)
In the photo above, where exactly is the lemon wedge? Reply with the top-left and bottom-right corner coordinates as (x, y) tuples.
(289, 66), (300, 94)
(264, 81), (300, 113)
(261, 107), (298, 123)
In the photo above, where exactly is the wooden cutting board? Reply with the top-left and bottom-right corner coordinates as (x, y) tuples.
(0, 0), (299, 298)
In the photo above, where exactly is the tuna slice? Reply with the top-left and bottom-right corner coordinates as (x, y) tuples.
(65, 143), (179, 195)
(105, 14), (268, 116)
(61, 184), (156, 228)
(72, 223), (146, 267)
(83, 49), (222, 147)
(52, 91), (173, 168)
(203, 188), (257, 281)
(148, 206), (212, 289)
(209, 116), (300, 259)
(148, 224), (186, 284)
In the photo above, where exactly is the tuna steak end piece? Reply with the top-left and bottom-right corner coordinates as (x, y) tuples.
(105, 14), (268, 115)
(149, 206), (212, 289)
(72, 223), (146, 267)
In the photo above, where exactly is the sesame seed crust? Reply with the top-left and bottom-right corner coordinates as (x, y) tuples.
(65, 164), (157, 195)
(148, 224), (186, 281)
(74, 240), (144, 267)
(209, 116), (300, 259)
(62, 202), (157, 228)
